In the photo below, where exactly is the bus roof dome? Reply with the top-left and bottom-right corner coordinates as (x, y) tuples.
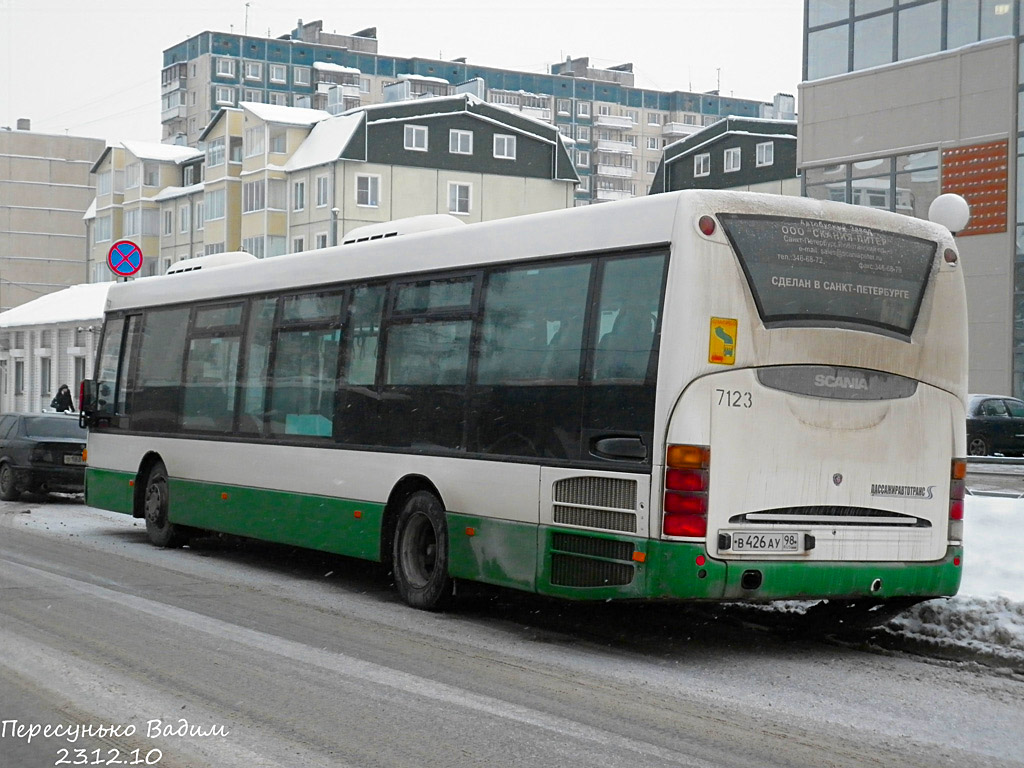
(341, 214), (464, 246)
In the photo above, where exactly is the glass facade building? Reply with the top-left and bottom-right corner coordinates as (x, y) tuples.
(804, 0), (1024, 395)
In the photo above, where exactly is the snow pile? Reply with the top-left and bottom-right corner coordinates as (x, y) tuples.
(883, 496), (1024, 663)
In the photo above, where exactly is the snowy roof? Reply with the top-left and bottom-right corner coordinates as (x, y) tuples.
(83, 199), (96, 221)
(121, 140), (203, 164)
(152, 182), (205, 202)
(0, 282), (112, 328)
(312, 62), (361, 74)
(240, 101), (331, 127)
(284, 113), (364, 172)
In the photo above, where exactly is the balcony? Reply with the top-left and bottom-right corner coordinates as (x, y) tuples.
(595, 189), (633, 202)
(595, 114), (633, 130)
(161, 105), (187, 122)
(596, 164), (633, 178)
(595, 139), (634, 154)
(663, 122), (701, 139)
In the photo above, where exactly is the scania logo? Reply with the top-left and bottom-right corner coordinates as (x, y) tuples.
(832, 473), (843, 486)
(814, 374), (869, 390)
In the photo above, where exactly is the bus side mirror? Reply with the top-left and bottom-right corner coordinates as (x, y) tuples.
(79, 379), (108, 428)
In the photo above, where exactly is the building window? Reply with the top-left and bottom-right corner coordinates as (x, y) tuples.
(577, 101), (591, 118)
(96, 170), (111, 195)
(493, 134), (516, 160)
(242, 236), (265, 259)
(626, 109), (638, 123)
(179, 205), (190, 233)
(268, 92), (288, 106)
(205, 189), (226, 220)
(40, 358), (51, 397)
(163, 210), (173, 236)
(356, 174), (380, 207)
(245, 127), (265, 157)
(647, 112), (663, 125)
(195, 201), (204, 230)
(125, 162), (140, 188)
(360, 77), (371, 93)
(269, 64), (287, 83)
(243, 180), (266, 213)
(95, 215), (111, 243)
(294, 94), (310, 108)
(577, 150), (590, 167)
(293, 180), (305, 211)
(316, 175), (329, 207)
(449, 129), (473, 155)
(14, 361), (24, 394)
(315, 232), (328, 249)
(646, 160), (658, 174)
(404, 124), (428, 151)
(576, 126), (590, 142)
(269, 127), (287, 154)
(557, 99), (571, 115)
(215, 58), (235, 78)
(215, 86), (235, 106)
(646, 137), (659, 150)
(756, 141), (774, 167)
(294, 66), (310, 86)
(230, 137), (243, 163)
(578, 175), (590, 192)
(142, 163), (159, 187)
(243, 88), (262, 103)
(244, 61), (262, 81)
(293, 237), (305, 253)
(694, 153), (710, 177)
(724, 147), (741, 173)
(448, 182), (471, 215)
(206, 138), (225, 167)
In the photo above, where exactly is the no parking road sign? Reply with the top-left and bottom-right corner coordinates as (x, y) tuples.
(107, 240), (144, 277)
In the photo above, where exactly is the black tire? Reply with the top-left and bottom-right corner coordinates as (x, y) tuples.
(967, 435), (990, 456)
(142, 461), (187, 548)
(392, 491), (454, 610)
(0, 462), (20, 501)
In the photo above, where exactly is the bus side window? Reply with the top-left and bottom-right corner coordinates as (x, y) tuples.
(95, 316), (125, 416)
(238, 298), (277, 434)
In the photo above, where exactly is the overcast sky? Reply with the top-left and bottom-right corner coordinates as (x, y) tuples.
(0, 0), (804, 143)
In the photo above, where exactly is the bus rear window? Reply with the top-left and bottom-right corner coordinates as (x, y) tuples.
(718, 213), (936, 338)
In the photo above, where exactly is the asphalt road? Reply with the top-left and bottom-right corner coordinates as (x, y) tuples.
(1, 498), (1022, 768)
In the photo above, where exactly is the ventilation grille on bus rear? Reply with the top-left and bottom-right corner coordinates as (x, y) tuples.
(550, 553), (634, 588)
(552, 476), (638, 533)
(729, 506), (930, 528)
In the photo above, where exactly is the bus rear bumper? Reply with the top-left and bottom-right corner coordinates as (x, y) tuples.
(646, 539), (963, 601)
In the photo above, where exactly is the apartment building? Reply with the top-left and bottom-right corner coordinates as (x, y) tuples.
(649, 117), (798, 195)
(0, 121), (105, 313)
(800, 0), (1020, 395)
(160, 20), (794, 205)
(89, 95), (578, 274)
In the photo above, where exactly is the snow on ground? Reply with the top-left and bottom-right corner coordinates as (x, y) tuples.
(885, 495), (1024, 663)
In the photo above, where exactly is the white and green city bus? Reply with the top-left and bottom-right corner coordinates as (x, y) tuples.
(80, 190), (968, 617)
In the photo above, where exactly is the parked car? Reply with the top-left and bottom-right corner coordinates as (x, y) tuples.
(966, 394), (1024, 457)
(0, 413), (86, 500)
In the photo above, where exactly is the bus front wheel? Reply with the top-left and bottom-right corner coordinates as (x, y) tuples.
(392, 491), (454, 611)
(143, 461), (187, 549)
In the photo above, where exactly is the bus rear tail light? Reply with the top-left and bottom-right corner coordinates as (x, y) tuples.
(949, 459), (966, 541)
(664, 444), (709, 538)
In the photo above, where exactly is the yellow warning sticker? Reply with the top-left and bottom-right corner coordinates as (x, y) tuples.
(708, 317), (737, 365)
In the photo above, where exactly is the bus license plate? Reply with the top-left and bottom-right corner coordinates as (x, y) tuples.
(729, 531), (803, 553)
(63, 454), (84, 466)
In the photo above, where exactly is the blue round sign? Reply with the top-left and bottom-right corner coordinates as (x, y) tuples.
(107, 240), (143, 277)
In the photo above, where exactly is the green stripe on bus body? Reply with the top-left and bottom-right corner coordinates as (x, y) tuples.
(647, 540), (963, 601)
(447, 513), (539, 592)
(86, 468), (136, 516)
(168, 479), (385, 562)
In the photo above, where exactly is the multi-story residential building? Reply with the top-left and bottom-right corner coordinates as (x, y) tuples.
(160, 20), (794, 205)
(649, 117), (798, 196)
(0, 121), (105, 313)
(800, 0), (1020, 396)
(89, 95), (578, 273)
(87, 141), (203, 280)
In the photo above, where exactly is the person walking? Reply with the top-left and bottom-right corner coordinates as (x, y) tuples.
(51, 384), (76, 413)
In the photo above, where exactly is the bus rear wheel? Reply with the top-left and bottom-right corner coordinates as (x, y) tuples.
(143, 461), (187, 548)
(392, 491), (454, 610)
